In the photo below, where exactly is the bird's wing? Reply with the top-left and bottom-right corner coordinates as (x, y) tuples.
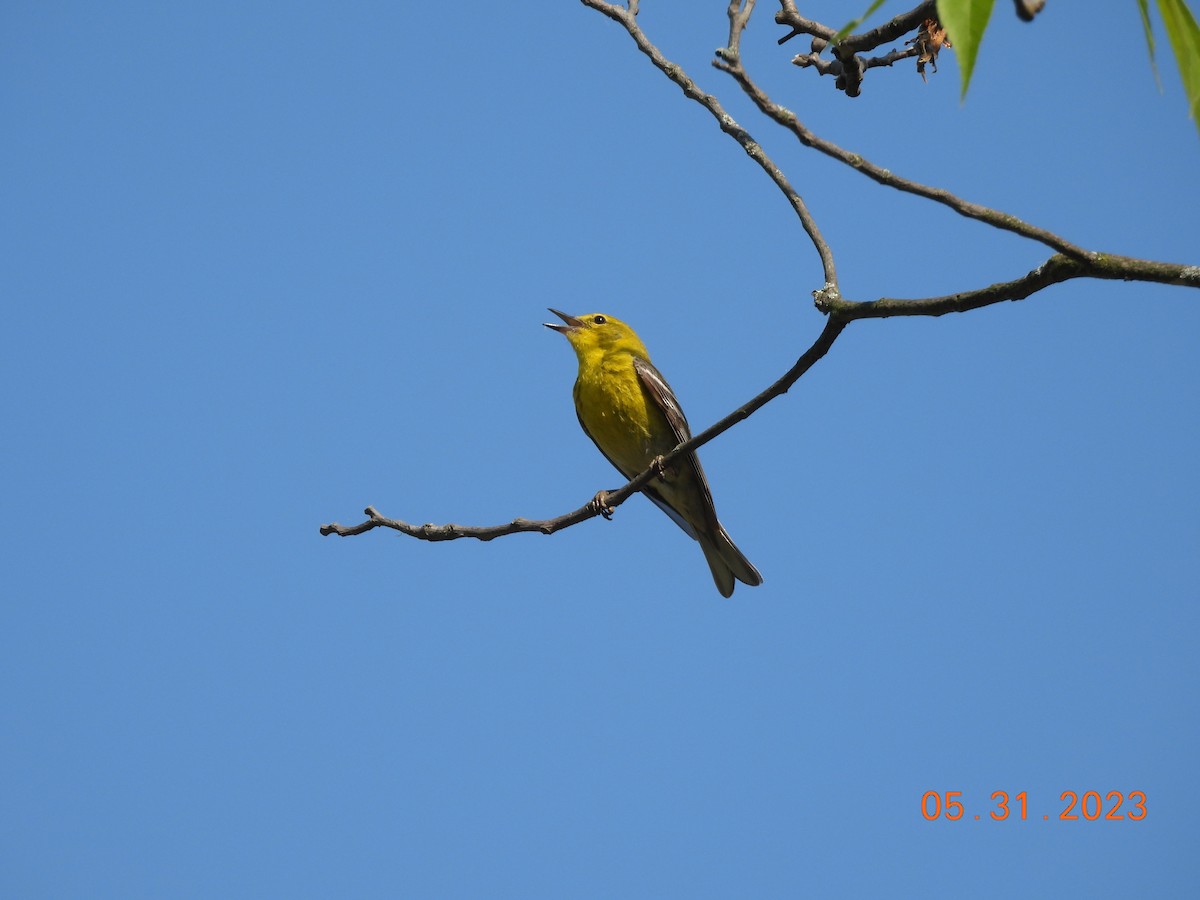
(633, 356), (721, 538)
(633, 356), (691, 444)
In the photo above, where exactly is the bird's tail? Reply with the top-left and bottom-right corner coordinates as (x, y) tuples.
(699, 523), (763, 598)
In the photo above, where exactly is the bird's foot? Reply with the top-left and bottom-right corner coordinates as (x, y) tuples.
(650, 455), (669, 481)
(589, 490), (614, 520)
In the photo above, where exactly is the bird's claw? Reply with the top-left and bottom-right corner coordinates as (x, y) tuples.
(589, 490), (614, 520)
(650, 455), (669, 481)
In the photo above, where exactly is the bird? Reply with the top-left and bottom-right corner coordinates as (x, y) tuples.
(545, 308), (762, 597)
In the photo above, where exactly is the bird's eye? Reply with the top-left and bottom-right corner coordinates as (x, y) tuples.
(593, 315), (606, 325)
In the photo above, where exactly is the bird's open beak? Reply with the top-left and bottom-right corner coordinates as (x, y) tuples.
(544, 308), (583, 334)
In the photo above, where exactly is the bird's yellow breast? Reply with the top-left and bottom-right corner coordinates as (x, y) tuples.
(573, 350), (673, 478)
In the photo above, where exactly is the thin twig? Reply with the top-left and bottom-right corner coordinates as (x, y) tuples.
(717, 54), (1095, 261)
(727, 0), (755, 54)
(715, 4), (837, 286)
(320, 503), (601, 541)
(825, 255), (1200, 319)
(580, 0), (838, 288)
(790, 46), (917, 75)
(774, 3), (834, 44)
(838, 1), (937, 55)
(863, 47), (920, 71)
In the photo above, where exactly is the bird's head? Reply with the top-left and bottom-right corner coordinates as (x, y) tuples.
(544, 309), (650, 362)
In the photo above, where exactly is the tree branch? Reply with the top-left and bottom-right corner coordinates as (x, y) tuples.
(581, 0), (837, 288)
(838, 1), (938, 55)
(715, 50), (1094, 260)
(776, 1), (936, 96)
(320, 502), (603, 542)
(320, 1), (1198, 548)
(320, 317), (847, 543)
(774, 4), (834, 45)
(824, 254), (1200, 319)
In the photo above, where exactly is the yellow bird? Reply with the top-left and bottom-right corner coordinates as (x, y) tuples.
(546, 309), (762, 597)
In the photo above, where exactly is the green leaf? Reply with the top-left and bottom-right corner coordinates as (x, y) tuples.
(831, 0), (890, 46)
(938, 0), (996, 100)
(1157, 0), (1200, 135)
(1138, 0), (1158, 64)
(1139, 0), (1164, 91)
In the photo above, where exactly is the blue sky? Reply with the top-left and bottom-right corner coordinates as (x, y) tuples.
(2, 1), (1197, 897)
